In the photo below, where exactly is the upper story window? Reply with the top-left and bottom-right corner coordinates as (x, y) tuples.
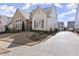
(16, 19), (22, 22)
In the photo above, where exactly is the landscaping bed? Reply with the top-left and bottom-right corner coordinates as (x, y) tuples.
(29, 32), (48, 41)
(0, 32), (50, 47)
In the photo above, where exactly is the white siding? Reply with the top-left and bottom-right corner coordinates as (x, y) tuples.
(8, 24), (12, 30)
(0, 26), (5, 32)
(32, 7), (58, 31)
(47, 7), (58, 31)
(0, 16), (12, 32)
(32, 9), (48, 31)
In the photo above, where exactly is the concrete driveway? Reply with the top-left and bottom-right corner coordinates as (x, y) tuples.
(0, 31), (79, 56)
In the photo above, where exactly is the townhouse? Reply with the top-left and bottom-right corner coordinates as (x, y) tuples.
(9, 9), (31, 31)
(58, 22), (65, 31)
(0, 6), (58, 32)
(0, 15), (12, 32)
(31, 6), (58, 31)
(67, 21), (75, 31)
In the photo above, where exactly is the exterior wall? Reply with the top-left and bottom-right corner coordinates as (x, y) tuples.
(12, 10), (27, 31)
(67, 27), (74, 31)
(47, 8), (58, 31)
(0, 16), (11, 32)
(59, 27), (64, 31)
(67, 26), (74, 31)
(32, 9), (48, 31)
(67, 21), (75, 31)
(8, 23), (12, 30)
(0, 26), (5, 32)
(58, 23), (64, 31)
(47, 17), (58, 31)
(32, 7), (58, 31)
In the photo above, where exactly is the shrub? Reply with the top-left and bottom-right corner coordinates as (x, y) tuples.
(39, 32), (44, 35)
(31, 30), (49, 34)
(53, 28), (59, 33)
(5, 25), (11, 33)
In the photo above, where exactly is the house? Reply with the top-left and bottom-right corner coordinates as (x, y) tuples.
(58, 22), (64, 31)
(11, 9), (31, 31)
(0, 15), (12, 33)
(31, 6), (58, 31)
(7, 18), (13, 31)
(67, 21), (75, 31)
(0, 19), (5, 33)
(75, 4), (79, 32)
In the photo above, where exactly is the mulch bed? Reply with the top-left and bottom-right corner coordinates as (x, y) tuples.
(29, 33), (48, 42)
(0, 32), (49, 47)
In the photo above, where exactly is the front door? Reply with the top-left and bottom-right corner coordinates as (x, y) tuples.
(22, 22), (25, 31)
(26, 20), (29, 31)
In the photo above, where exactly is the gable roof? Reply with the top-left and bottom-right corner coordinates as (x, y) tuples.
(19, 9), (30, 19)
(31, 6), (56, 18)
(16, 9), (30, 19)
(8, 9), (30, 26)
(31, 6), (45, 18)
(44, 7), (53, 15)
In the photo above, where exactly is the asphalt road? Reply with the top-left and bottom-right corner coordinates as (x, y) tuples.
(0, 31), (79, 56)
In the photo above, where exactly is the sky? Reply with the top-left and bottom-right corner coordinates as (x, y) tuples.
(0, 3), (78, 26)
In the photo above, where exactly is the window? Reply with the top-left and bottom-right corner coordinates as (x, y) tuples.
(16, 19), (22, 30)
(34, 20), (36, 28)
(36, 22), (38, 27)
(42, 20), (44, 28)
(16, 20), (18, 22)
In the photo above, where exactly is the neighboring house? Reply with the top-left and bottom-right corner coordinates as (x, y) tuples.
(75, 4), (79, 32)
(11, 9), (31, 31)
(31, 6), (58, 31)
(7, 18), (13, 30)
(0, 15), (12, 32)
(67, 21), (75, 31)
(58, 22), (64, 31)
(0, 19), (5, 32)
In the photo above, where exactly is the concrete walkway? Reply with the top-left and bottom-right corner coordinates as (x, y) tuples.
(0, 31), (79, 56)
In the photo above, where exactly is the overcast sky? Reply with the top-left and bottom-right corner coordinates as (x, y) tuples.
(0, 3), (78, 26)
